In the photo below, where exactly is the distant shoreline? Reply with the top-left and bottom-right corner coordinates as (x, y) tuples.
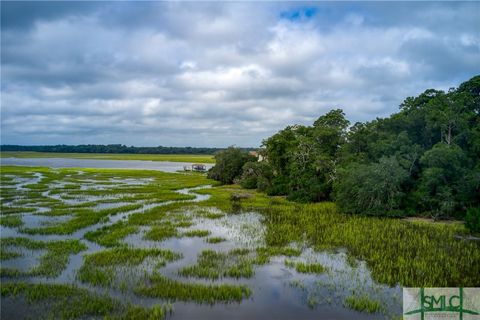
(0, 151), (216, 164)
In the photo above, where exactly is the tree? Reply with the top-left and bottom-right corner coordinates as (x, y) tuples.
(334, 157), (408, 216)
(207, 147), (256, 184)
(417, 143), (468, 219)
(425, 91), (471, 146)
(239, 161), (274, 191)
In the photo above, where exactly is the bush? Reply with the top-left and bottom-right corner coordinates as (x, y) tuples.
(465, 207), (480, 233)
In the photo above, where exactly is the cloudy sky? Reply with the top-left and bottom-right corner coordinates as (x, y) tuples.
(1, 1), (479, 147)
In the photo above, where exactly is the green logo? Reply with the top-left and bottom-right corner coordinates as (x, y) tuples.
(404, 288), (480, 320)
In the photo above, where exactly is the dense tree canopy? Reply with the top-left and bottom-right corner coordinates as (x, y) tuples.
(208, 75), (480, 221)
(207, 147), (256, 184)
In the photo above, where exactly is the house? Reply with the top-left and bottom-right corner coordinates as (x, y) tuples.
(249, 150), (264, 162)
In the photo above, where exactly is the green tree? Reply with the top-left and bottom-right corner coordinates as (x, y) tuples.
(207, 147), (256, 184)
(239, 161), (274, 191)
(334, 157), (408, 216)
(417, 143), (468, 219)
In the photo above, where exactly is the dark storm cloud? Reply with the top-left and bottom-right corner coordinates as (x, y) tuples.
(1, 1), (479, 147)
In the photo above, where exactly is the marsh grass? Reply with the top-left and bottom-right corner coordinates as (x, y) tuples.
(179, 249), (255, 279)
(344, 295), (382, 313)
(1, 282), (118, 318)
(77, 247), (182, 287)
(0, 214), (23, 227)
(206, 237), (226, 244)
(2, 165), (479, 318)
(136, 272), (252, 303)
(182, 229), (211, 237)
(1, 282), (171, 319)
(0, 249), (22, 260)
(255, 246), (302, 264)
(285, 260), (326, 274)
(195, 185), (480, 286)
(262, 203), (480, 286)
(144, 223), (178, 241)
(107, 304), (173, 320)
(20, 204), (143, 235)
(1, 237), (86, 277)
(84, 222), (138, 247)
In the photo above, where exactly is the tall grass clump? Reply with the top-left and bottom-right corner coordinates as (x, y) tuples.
(179, 249), (254, 279)
(77, 247), (182, 287)
(136, 272), (252, 303)
(344, 295), (382, 313)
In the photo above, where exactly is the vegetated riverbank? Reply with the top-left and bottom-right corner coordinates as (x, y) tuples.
(0, 151), (215, 164)
(1, 165), (479, 319)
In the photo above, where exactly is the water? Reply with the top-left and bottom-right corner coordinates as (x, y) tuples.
(0, 169), (401, 319)
(1, 157), (213, 173)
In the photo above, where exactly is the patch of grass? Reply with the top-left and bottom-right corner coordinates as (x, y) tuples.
(1, 282), (119, 319)
(262, 202), (480, 287)
(144, 223), (178, 241)
(106, 304), (173, 320)
(77, 247), (182, 287)
(136, 272), (252, 303)
(344, 295), (382, 313)
(1, 237), (87, 277)
(0, 205), (36, 215)
(197, 184), (480, 287)
(21, 204), (143, 235)
(194, 208), (225, 219)
(0, 249), (22, 260)
(84, 221), (138, 247)
(285, 260), (326, 274)
(256, 246), (302, 264)
(0, 267), (22, 277)
(206, 236), (226, 244)
(182, 229), (211, 237)
(0, 214), (23, 227)
(179, 249), (255, 279)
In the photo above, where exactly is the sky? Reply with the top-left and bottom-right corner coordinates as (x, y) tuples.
(1, 1), (479, 147)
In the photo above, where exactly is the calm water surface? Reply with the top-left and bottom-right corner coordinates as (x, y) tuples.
(1, 157), (213, 172)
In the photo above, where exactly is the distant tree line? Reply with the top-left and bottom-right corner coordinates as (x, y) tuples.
(0, 144), (253, 155)
(208, 75), (480, 225)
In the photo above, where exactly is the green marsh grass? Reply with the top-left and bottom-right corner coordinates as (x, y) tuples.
(2, 165), (479, 317)
(136, 272), (252, 303)
(206, 236), (226, 244)
(179, 249), (255, 279)
(78, 247), (182, 287)
(195, 185), (480, 286)
(344, 295), (382, 313)
(182, 229), (211, 237)
(84, 221), (138, 247)
(0, 214), (23, 227)
(1, 237), (86, 277)
(0, 282), (169, 319)
(144, 223), (179, 241)
(285, 260), (327, 274)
